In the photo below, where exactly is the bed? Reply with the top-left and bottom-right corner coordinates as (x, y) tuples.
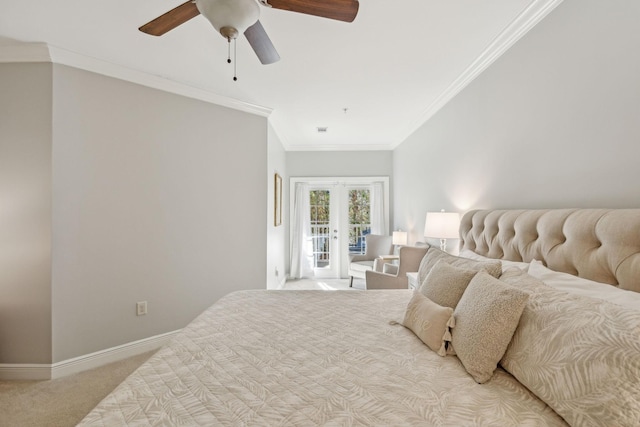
(79, 209), (640, 426)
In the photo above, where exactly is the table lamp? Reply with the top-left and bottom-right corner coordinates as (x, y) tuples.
(392, 230), (408, 247)
(424, 210), (460, 252)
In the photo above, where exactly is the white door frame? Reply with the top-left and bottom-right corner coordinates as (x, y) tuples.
(289, 176), (390, 278)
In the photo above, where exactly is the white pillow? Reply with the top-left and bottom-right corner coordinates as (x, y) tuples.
(528, 260), (640, 311)
(499, 268), (640, 426)
(459, 249), (530, 271)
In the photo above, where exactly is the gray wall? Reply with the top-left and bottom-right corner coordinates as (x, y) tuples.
(287, 151), (393, 178)
(286, 149), (394, 235)
(393, 0), (640, 245)
(0, 63), (53, 364)
(51, 65), (268, 362)
(1, 62), (269, 364)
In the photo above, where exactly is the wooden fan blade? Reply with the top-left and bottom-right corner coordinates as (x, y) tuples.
(262, 0), (359, 23)
(139, 1), (200, 36)
(244, 20), (280, 65)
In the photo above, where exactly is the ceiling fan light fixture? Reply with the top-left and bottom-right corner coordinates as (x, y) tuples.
(195, 0), (260, 38)
(139, 0), (359, 71)
(220, 26), (239, 40)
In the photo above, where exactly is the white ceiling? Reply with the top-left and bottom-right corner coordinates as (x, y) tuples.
(0, 0), (560, 150)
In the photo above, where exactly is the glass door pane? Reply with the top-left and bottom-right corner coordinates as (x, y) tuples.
(309, 189), (331, 270)
(348, 188), (371, 255)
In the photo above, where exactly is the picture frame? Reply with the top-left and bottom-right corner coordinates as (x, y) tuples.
(274, 173), (283, 227)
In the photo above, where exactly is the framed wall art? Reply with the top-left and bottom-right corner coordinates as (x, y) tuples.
(274, 173), (282, 226)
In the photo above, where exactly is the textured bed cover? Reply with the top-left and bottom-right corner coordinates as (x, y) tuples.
(79, 290), (566, 426)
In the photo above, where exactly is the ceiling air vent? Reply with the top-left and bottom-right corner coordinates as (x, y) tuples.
(317, 127), (328, 133)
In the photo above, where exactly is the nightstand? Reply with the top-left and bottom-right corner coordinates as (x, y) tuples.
(407, 272), (419, 290)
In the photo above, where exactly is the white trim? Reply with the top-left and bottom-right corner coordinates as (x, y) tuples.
(0, 42), (272, 118)
(0, 42), (52, 62)
(285, 143), (393, 152)
(0, 329), (180, 381)
(391, 0), (565, 148)
(0, 364), (52, 381)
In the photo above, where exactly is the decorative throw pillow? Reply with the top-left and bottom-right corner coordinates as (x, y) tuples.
(419, 260), (478, 309)
(402, 292), (455, 356)
(417, 247), (502, 287)
(451, 271), (529, 384)
(499, 268), (640, 427)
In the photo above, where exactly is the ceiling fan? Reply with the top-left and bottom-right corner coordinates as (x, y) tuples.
(139, 0), (359, 69)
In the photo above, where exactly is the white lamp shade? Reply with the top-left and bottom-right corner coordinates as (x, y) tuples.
(196, 0), (260, 34)
(392, 231), (408, 246)
(424, 212), (460, 239)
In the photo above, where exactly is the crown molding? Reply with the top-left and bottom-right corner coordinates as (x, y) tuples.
(391, 0), (565, 149)
(285, 142), (394, 152)
(0, 42), (52, 62)
(0, 42), (272, 118)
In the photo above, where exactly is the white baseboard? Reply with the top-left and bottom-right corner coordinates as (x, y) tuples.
(0, 364), (52, 381)
(0, 329), (181, 381)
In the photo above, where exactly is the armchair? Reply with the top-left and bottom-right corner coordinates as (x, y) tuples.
(365, 245), (429, 289)
(347, 234), (394, 287)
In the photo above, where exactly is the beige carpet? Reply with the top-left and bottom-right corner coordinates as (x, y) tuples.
(0, 350), (155, 427)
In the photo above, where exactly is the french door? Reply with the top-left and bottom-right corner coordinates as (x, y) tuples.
(292, 177), (388, 279)
(308, 186), (341, 278)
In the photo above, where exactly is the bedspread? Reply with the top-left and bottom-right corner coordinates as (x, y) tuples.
(79, 290), (566, 426)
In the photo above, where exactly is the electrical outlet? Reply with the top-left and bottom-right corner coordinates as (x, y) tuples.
(136, 301), (148, 316)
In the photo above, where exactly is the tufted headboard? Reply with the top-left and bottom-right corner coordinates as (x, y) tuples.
(459, 209), (640, 293)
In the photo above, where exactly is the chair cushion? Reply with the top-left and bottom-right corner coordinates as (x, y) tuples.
(349, 261), (375, 273)
(383, 264), (399, 275)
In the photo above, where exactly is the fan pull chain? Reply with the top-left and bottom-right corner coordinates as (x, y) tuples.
(233, 38), (237, 81)
(225, 38), (238, 81)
